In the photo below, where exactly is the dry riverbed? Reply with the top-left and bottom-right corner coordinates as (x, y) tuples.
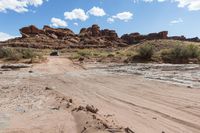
(0, 57), (200, 133)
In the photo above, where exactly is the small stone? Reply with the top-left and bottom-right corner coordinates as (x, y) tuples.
(50, 51), (60, 56)
(79, 57), (84, 62)
(69, 99), (73, 103)
(86, 105), (98, 113)
(124, 127), (135, 133)
(29, 70), (33, 73)
(45, 87), (52, 90)
(187, 86), (192, 89)
(77, 106), (85, 111)
(152, 117), (157, 120)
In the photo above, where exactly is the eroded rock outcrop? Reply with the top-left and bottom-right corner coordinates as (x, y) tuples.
(20, 25), (44, 38)
(1, 24), (199, 49)
(78, 24), (126, 48)
(168, 36), (186, 41)
(43, 25), (75, 39)
(3, 24), (127, 49)
(121, 31), (168, 44)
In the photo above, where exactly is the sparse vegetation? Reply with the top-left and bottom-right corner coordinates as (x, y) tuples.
(67, 41), (200, 64)
(138, 45), (154, 60)
(69, 49), (114, 59)
(122, 40), (200, 63)
(0, 47), (45, 62)
(161, 44), (200, 63)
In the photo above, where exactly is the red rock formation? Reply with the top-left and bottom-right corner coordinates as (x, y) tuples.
(168, 36), (186, 41)
(121, 31), (168, 44)
(187, 37), (200, 42)
(78, 24), (126, 47)
(43, 25), (75, 39)
(1, 24), (199, 49)
(159, 31), (168, 39)
(20, 25), (44, 38)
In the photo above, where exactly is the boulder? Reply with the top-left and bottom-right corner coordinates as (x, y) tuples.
(146, 31), (168, 40)
(79, 24), (101, 37)
(158, 31), (168, 39)
(121, 31), (168, 44)
(78, 25), (123, 47)
(187, 37), (200, 42)
(91, 24), (101, 37)
(168, 36), (186, 41)
(121, 33), (145, 44)
(20, 25), (44, 38)
(50, 51), (60, 56)
(101, 29), (118, 41)
(43, 25), (75, 39)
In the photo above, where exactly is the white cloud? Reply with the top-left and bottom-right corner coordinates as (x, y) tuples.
(73, 22), (78, 26)
(107, 17), (114, 23)
(112, 12), (133, 22)
(143, 0), (154, 2)
(175, 0), (200, 11)
(64, 8), (89, 21)
(170, 18), (183, 24)
(0, 0), (46, 13)
(51, 17), (67, 27)
(141, 0), (200, 11)
(0, 32), (16, 41)
(87, 6), (106, 17)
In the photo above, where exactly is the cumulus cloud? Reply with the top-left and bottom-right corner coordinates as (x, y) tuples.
(0, 32), (16, 41)
(64, 8), (89, 21)
(141, 0), (200, 11)
(112, 12), (133, 22)
(107, 11), (133, 23)
(107, 17), (115, 23)
(170, 18), (183, 24)
(87, 6), (106, 16)
(73, 22), (78, 26)
(175, 0), (200, 11)
(0, 0), (46, 13)
(51, 17), (67, 27)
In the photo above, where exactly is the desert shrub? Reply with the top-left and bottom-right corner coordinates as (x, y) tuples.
(185, 44), (200, 58)
(161, 44), (200, 63)
(20, 48), (37, 59)
(77, 50), (91, 57)
(0, 47), (43, 61)
(0, 47), (22, 60)
(76, 49), (111, 58)
(138, 45), (154, 60)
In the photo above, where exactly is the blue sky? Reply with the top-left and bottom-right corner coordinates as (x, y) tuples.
(0, 0), (200, 41)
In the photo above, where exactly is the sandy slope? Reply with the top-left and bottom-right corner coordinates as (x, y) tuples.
(1, 56), (200, 133)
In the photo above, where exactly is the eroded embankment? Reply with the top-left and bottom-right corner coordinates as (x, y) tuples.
(0, 57), (131, 133)
(86, 63), (200, 89)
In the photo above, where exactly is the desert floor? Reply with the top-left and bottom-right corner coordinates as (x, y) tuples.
(0, 56), (200, 133)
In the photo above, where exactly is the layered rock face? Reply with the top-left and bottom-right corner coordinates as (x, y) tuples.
(121, 31), (168, 44)
(121, 31), (200, 44)
(20, 25), (44, 38)
(43, 25), (75, 39)
(6, 25), (77, 49)
(1, 24), (199, 49)
(1, 24), (127, 49)
(77, 24), (127, 48)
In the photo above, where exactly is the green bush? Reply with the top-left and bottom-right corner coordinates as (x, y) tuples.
(185, 44), (200, 58)
(161, 44), (200, 62)
(77, 50), (91, 57)
(0, 47), (42, 61)
(138, 45), (154, 60)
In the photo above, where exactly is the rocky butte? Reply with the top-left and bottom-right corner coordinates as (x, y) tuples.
(0, 24), (199, 49)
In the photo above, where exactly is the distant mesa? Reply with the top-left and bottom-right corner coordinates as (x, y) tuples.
(0, 24), (199, 49)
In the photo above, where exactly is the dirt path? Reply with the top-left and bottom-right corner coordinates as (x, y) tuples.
(1, 56), (200, 133)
